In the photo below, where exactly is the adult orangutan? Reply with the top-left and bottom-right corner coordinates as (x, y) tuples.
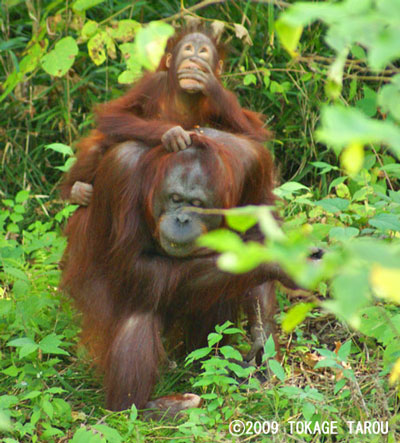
(62, 29), (272, 205)
(61, 128), (297, 414)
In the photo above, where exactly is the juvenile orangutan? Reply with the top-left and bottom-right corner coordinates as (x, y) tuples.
(62, 30), (271, 205)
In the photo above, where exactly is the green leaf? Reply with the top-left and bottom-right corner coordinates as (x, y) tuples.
(45, 143), (74, 157)
(268, 359), (285, 381)
(337, 340), (352, 361)
(186, 347), (212, 363)
(311, 162), (339, 175)
(118, 70), (140, 84)
(4, 266), (28, 281)
(380, 164), (400, 179)
(341, 142), (364, 176)
(334, 378), (347, 394)
(335, 183), (351, 199)
(263, 334), (277, 359)
(315, 198), (349, 213)
(208, 332), (223, 346)
(41, 37), (78, 77)
(314, 358), (342, 370)
(73, 0), (105, 12)
(275, 181), (310, 195)
(15, 190), (30, 203)
(55, 157), (76, 172)
(71, 428), (103, 443)
(351, 44), (366, 59)
(198, 229), (243, 253)
(12, 280), (30, 296)
(243, 74), (257, 86)
(93, 425), (123, 443)
(42, 399), (54, 419)
(220, 346), (243, 361)
(8, 337), (38, 358)
(18, 343), (38, 358)
(2, 366), (19, 377)
(275, 18), (303, 56)
(302, 401), (316, 420)
(130, 404), (138, 421)
(81, 20), (99, 41)
(282, 303), (315, 333)
(329, 227), (359, 241)
(217, 243), (268, 274)
(0, 411), (11, 433)
(378, 81), (400, 121)
(88, 31), (115, 66)
(325, 269), (370, 326)
(257, 207), (285, 241)
(279, 2), (337, 27)
(369, 213), (400, 232)
(222, 327), (242, 335)
(22, 390), (41, 400)
(368, 26), (400, 70)
(39, 334), (69, 355)
(225, 211), (258, 233)
(355, 85), (377, 117)
(109, 19), (141, 42)
(316, 106), (400, 157)
(14, 204), (25, 214)
(133, 21), (174, 71)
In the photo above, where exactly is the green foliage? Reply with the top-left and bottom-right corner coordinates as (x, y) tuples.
(0, 194), (75, 441)
(41, 37), (79, 77)
(278, 0), (400, 160)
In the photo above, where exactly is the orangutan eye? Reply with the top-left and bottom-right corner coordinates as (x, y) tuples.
(191, 199), (203, 207)
(171, 194), (183, 203)
(183, 44), (193, 52)
(199, 46), (209, 54)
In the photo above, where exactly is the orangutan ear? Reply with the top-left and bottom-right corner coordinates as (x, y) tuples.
(165, 53), (172, 69)
(216, 59), (223, 76)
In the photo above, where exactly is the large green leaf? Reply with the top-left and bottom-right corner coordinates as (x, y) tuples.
(316, 106), (400, 157)
(41, 37), (78, 77)
(133, 21), (174, 71)
(72, 0), (105, 12)
(369, 213), (400, 232)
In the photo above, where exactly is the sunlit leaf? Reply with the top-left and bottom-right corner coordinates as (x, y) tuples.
(45, 143), (74, 157)
(317, 106), (400, 158)
(109, 19), (141, 42)
(341, 142), (364, 176)
(389, 358), (400, 384)
(282, 302), (315, 333)
(41, 37), (78, 77)
(88, 31), (115, 65)
(370, 264), (400, 304)
(224, 207), (258, 232)
(81, 20), (99, 41)
(275, 19), (303, 56)
(134, 21), (174, 71)
(73, 0), (105, 12)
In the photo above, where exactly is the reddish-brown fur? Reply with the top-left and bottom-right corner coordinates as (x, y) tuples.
(61, 130), (296, 411)
(61, 30), (271, 199)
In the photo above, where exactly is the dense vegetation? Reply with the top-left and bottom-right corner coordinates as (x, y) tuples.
(1, 0), (399, 441)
